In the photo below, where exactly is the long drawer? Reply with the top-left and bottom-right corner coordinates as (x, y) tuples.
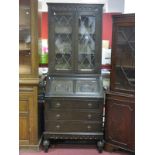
(45, 110), (102, 121)
(46, 98), (102, 110)
(45, 120), (102, 132)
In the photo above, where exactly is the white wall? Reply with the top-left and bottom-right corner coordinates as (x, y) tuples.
(105, 0), (124, 13)
(124, 0), (135, 13)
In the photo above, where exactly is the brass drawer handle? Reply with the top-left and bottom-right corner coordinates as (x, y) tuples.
(87, 125), (91, 130)
(56, 125), (60, 129)
(87, 114), (92, 119)
(88, 103), (92, 107)
(56, 114), (60, 118)
(55, 102), (61, 108)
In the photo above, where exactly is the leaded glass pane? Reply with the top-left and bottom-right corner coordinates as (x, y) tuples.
(76, 80), (98, 93)
(55, 15), (72, 33)
(54, 15), (73, 70)
(78, 16), (96, 71)
(115, 26), (135, 90)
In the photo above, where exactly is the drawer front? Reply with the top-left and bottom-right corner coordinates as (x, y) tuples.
(46, 99), (102, 110)
(45, 121), (102, 132)
(45, 110), (102, 121)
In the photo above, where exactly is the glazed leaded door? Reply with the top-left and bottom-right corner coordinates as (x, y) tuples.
(19, 0), (31, 75)
(48, 5), (102, 74)
(76, 9), (101, 73)
(115, 26), (135, 91)
(111, 15), (135, 93)
(48, 11), (75, 73)
(77, 14), (96, 72)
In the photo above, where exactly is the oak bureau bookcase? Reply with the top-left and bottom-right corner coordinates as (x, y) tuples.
(43, 3), (105, 153)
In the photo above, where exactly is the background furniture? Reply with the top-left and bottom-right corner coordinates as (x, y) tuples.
(104, 14), (135, 153)
(43, 3), (104, 153)
(19, 0), (40, 149)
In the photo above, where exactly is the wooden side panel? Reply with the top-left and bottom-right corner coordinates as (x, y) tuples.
(19, 115), (29, 145)
(20, 99), (29, 112)
(19, 86), (38, 146)
(105, 93), (135, 151)
(19, 93), (31, 145)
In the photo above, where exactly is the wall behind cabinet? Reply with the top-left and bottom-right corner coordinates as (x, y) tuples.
(41, 12), (48, 39)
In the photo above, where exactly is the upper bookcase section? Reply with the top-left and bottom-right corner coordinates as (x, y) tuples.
(47, 3), (103, 75)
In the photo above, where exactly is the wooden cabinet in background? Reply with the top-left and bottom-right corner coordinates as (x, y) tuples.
(104, 14), (135, 153)
(19, 86), (38, 147)
(19, 0), (40, 149)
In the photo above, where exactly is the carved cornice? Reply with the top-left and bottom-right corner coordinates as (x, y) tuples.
(48, 4), (100, 13)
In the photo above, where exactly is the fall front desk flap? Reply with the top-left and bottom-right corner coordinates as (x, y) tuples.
(45, 75), (104, 98)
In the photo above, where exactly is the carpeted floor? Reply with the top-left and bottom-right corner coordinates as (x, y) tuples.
(20, 144), (131, 155)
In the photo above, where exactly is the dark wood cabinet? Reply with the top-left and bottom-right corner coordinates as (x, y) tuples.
(43, 3), (104, 153)
(104, 14), (135, 153)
